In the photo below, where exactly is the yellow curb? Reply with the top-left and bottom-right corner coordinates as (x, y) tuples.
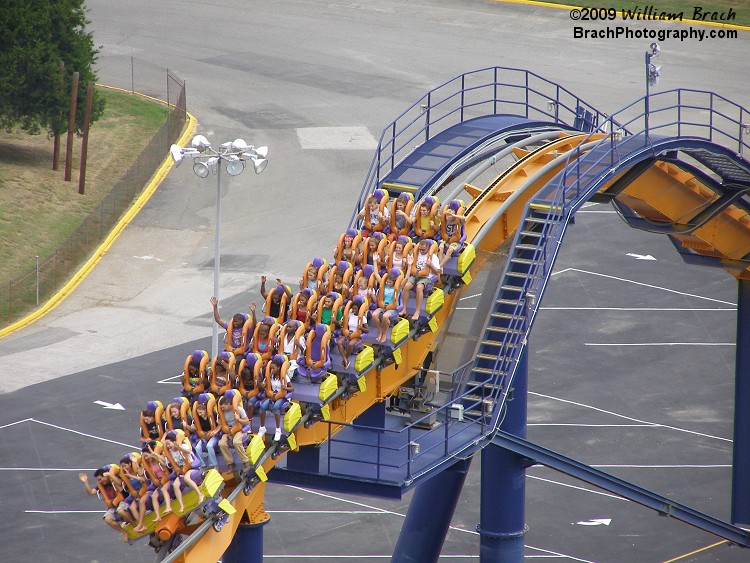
(0, 89), (197, 339)
(493, 0), (750, 31)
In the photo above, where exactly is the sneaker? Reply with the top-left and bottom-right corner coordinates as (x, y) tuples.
(258, 426), (267, 438)
(274, 428), (282, 441)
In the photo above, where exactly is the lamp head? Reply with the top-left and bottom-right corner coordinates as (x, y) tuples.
(170, 144), (184, 166)
(191, 135), (211, 151)
(193, 161), (210, 178)
(207, 156), (219, 175)
(226, 155), (245, 176)
(647, 63), (661, 87)
(250, 156), (268, 174)
(231, 138), (248, 151)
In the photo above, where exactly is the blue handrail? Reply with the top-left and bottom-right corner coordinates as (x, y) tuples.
(347, 66), (612, 227)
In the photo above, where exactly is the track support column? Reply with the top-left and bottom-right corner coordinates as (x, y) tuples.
(391, 457), (472, 562)
(221, 516), (271, 563)
(732, 278), (750, 526)
(479, 348), (529, 562)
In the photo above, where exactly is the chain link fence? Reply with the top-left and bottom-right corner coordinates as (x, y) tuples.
(1, 65), (187, 327)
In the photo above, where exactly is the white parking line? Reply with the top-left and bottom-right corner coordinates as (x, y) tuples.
(284, 486), (597, 562)
(0, 467), (96, 472)
(542, 307), (735, 311)
(158, 374), (182, 384)
(551, 268), (735, 306)
(29, 419), (139, 449)
(527, 475), (628, 502)
(0, 418), (32, 430)
(585, 342), (734, 346)
(529, 392), (732, 443)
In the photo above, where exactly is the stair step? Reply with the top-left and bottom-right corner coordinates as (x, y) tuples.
(481, 340), (519, 349)
(520, 230), (543, 238)
(466, 381), (502, 390)
(486, 325), (523, 335)
(510, 257), (541, 266)
(516, 243), (539, 251)
(529, 202), (563, 212)
(496, 298), (520, 306)
(506, 270), (531, 279)
(490, 311), (525, 321)
(477, 353), (515, 362)
(500, 284), (524, 293)
(524, 216), (547, 225)
(467, 380), (503, 391)
(471, 366), (499, 376)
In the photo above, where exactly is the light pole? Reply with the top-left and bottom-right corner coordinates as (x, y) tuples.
(170, 135), (268, 357)
(644, 42), (661, 143)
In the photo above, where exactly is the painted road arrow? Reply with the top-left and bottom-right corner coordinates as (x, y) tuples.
(626, 253), (657, 260)
(575, 518), (612, 526)
(94, 400), (125, 410)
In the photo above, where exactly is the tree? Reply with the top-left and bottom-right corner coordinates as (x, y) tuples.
(0, 0), (104, 136)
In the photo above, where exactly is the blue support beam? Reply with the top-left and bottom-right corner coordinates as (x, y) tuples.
(478, 349), (529, 562)
(391, 457), (472, 562)
(732, 278), (750, 527)
(492, 432), (750, 547)
(221, 520), (269, 563)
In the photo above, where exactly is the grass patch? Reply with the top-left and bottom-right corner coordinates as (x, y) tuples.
(0, 88), (169, 296)
(530, 1), (750, 27)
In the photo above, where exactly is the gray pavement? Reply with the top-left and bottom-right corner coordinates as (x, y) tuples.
(1, 0), (749, 561)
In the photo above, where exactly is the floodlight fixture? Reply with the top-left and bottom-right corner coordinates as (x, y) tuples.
(647, 63), (661, 87)
(250, 156), (268, 174)
(193, 161), (210, 178)
(226, 155), (245, 176)
(170, 144), (184, 166)
(254, 145), (269, 158)
(191, 135), (211, 151)
(231, 138), (249, 151)
(207, 156), (219, 175)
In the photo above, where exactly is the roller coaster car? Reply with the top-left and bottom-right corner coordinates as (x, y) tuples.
(441, 242), (475, 286)
(124, 468), (225, 541)
(293, 373), (339, 424)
